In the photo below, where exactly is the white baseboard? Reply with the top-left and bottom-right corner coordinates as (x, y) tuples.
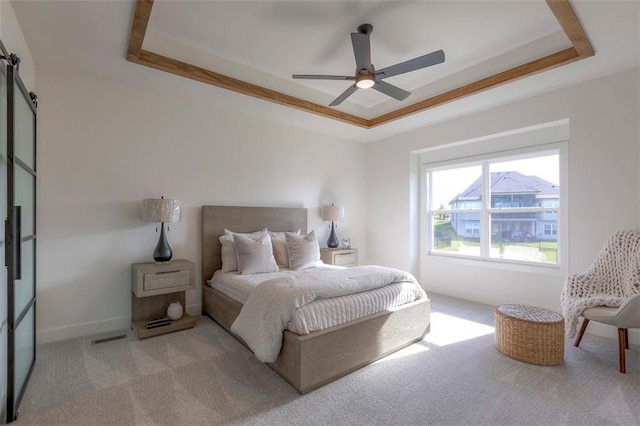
(186, 303), (202, 317)
(424, 283), (542, 309)
(423, 283), (639, 346)
(37, 316), (131, 345)
(37, 303), (204, 345)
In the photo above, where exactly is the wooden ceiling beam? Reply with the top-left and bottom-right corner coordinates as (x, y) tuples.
(132, 50), (370, 128)
(545, 0), (595, 58)
(126, 0), (153, 61)
(369, 47), (580, 128)
(125, 0), (594, 129)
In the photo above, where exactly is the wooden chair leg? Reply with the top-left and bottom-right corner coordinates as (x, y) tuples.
(574, 319), (590, 347)
(618, 328), (627, 374)
(624, 329), (629, 350)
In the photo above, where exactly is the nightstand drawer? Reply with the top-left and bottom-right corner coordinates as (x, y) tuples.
(132, 259), (195, 297)
(143, 269), (191, 291)
(321, 248), (358, 267)
(334, 253), (357, 266)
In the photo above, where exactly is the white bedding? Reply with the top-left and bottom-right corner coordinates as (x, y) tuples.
(211, 267), (339, 305)
(211, 267), (422, 334)
(222, 265), (426, 363)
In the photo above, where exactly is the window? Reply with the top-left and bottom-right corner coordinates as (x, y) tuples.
(544, 223), (557, 236)
(465, 222), (480, 235)
(425, 147), (562, 265)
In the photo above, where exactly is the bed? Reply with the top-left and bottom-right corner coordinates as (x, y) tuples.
(201, 205), (430, 394)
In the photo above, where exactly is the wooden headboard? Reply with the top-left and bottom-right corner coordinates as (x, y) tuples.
(201, 205), (308, 286)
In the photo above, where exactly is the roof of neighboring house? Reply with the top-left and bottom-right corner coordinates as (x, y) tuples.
(452, 171), (559, 202)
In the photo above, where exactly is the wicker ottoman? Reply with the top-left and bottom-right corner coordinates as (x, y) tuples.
(495, 304), (565, 366)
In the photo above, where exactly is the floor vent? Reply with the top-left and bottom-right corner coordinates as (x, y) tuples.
(91, 333), (128, 345)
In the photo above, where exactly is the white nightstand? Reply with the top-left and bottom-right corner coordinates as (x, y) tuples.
(320, 248), (358, 267)
(131, 259), (196, 339)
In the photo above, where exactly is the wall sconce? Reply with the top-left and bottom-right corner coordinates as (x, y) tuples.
(142, 196), (182, 263)
(321, 203), (344, 249)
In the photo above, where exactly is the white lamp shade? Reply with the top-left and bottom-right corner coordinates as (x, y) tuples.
(142, 198), (182, 223)
(321, 204), (344, 222)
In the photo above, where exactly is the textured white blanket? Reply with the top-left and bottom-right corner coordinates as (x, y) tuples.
(230, 265), (424, 362)
(561, 230), (640, 337)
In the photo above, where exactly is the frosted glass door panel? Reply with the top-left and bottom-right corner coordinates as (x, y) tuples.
(14, 239), (34, 317)
(15, 167), (34, 237)
(13, 306), (34, 406)
(13, 81), (34, 169)
(0, 56), (6, 424)
(6, 61), (36, 422)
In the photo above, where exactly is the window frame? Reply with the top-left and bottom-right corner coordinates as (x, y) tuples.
(421, 142), (567, 269)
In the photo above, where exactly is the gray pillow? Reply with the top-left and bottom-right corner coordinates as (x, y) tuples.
(233, 233), (279, 275)
(219, 228), (266, 273)
(286, 230), (321, 270)
(268, 229), (300, 268)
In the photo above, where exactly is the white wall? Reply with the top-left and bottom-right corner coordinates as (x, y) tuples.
(0, 1), (34, 90)
(367, 68), (640, 342)
(36, 67), (367, 343)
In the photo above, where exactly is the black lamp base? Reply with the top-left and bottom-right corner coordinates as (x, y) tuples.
(153, 223), (173, 263)
(327, 221), (339, 248)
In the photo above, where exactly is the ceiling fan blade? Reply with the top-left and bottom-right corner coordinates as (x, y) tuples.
(376, 49), (445, 79)
(292, 74), (355, 81)
(329, 84), (358, 106)
(373, 80), (411, 101)
(351, 32), (371, 71)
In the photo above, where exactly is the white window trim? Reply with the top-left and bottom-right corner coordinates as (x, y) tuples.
(419, 141), (568, 274)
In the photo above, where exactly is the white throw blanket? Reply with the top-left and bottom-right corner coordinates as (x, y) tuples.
(230, 265), (425, 362)
(561, 230), (640, 337)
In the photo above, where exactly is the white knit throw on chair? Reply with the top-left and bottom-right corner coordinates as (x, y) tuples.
(561, 230), (640, 337)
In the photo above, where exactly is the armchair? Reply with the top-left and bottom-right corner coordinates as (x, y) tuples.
(573, 294), (640, 373)
(561, 230), (640, 373)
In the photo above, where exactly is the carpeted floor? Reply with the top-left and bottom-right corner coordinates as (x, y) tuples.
(15, 293), (640, 425)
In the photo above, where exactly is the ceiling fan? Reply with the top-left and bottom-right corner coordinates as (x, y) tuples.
(292, 23), (445, 107)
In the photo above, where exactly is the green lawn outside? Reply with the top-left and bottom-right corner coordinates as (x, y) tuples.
(432, 220), (558, 263)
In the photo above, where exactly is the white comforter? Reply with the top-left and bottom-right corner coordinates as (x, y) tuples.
(230, 265), (425, 363)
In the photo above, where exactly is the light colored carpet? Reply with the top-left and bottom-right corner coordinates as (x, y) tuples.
(16, 293), (640, 425)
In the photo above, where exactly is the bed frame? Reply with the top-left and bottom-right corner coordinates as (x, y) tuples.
(202, 205), (430, 394)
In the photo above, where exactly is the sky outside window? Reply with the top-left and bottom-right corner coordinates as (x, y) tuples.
(430, 154), (559, 209)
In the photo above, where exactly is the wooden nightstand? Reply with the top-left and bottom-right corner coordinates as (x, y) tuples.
(320, 248), (358, 267)
(131, 259), (196, 339)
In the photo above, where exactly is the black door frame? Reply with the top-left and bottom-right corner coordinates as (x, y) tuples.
(2, 39), (37, 423)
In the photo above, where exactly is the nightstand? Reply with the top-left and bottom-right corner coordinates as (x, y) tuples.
(320, 248), (358, 267)
(131, 259), (196, 339)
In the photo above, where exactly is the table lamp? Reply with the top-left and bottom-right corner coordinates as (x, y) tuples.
(321, 203), (344, 248)
(142, 197), (182, 263)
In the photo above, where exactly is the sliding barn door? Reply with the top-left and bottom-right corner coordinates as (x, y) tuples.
(0, 50), (7, 424)
(5, 61), (36, 422)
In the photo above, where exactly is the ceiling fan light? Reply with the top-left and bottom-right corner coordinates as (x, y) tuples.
(356, 76), (375, 89)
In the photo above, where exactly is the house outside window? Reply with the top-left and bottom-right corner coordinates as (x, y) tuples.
(465, 222), (480, 235)
(544, 223), (557, 235)
(426, 148), (562, 265)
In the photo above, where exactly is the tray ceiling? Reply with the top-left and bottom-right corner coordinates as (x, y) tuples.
(127, 0), (594, 129)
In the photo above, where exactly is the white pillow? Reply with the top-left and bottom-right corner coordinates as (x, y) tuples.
(286, 230), (321, 270)
(233, 233), (279, 275)
(219, 228), (266, 273)
(268, 229), (300, 268)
